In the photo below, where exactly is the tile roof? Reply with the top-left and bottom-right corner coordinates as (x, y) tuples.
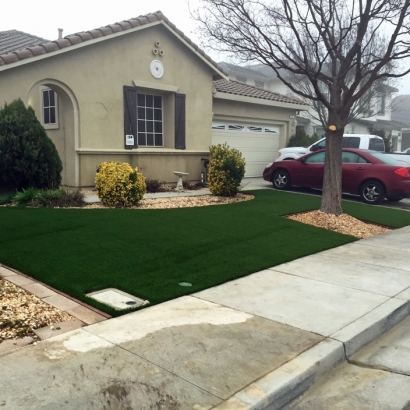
(218, 62), (271, 79)
(0, 11), (226, 77)
(213, 79), (310, 106)
(0, 30), (49, 55)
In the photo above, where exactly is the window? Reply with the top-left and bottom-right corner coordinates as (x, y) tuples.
(42, 89), (57, 125)
(342, 152), (359, 163)
(369, 138), (385, 152)
(310, 138), (326, 151)
(255, 80), (264, 88)
(342, 137), (360, 148)
(305, 152), (326, 163)
(264, 127), (278, 133)
(236, 76), (247, 83)
(124, 86), (185, 150)
(212, 123), (226, 130)
(228, 124), (245, 131)
(137, 93), (163, 147)
(248, 126), (263, 132)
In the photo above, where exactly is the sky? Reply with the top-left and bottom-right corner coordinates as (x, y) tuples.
(2, 0), (410, 96)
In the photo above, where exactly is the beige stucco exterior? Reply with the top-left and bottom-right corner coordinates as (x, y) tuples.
(0, 20), (309, 187)
(0, 22), (215, 186)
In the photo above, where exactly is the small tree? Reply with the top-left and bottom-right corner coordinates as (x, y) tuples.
(0, 99), (62, 190)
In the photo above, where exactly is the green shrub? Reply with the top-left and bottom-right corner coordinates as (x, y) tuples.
(95, 161), (146, 207)
(287, 128), (319, 147)
(0, 99), (62, 190)
(0, 191), (14, 205)
(13, 187), (41, 206)
(145, 179), (167, 193)
(208, 144), (245, 197)
(12, 188), (85, 208)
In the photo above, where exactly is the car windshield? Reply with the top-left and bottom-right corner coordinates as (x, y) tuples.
(370, 152), (408, 165)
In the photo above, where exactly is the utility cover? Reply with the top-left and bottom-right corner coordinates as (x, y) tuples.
(86, 288), (149, 310)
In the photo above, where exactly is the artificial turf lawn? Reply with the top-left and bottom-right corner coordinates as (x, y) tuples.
(1, 189), (409, 316)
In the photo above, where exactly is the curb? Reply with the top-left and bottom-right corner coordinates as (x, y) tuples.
(212, 298), (410, 409)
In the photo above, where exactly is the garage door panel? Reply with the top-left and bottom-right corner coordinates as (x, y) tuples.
(212, 124), (281, 177)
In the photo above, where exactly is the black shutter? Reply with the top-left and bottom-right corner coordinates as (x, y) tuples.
(124, 86), (138, 149)
(175, 93), (186, 150)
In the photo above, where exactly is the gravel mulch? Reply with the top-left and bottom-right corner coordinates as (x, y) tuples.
(0, 279), (73, 343)
(84, 193), (254, 209)
(286, 210), (391, 239)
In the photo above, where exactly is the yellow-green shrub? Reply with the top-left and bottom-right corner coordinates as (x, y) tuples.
(208, 143), (246, 197)
(95, 161), (146, 207)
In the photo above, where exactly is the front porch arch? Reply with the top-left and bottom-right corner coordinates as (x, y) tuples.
(26, 79), (80, 187)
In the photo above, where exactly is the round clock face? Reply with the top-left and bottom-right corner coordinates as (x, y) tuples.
(150, 60), (164, 79)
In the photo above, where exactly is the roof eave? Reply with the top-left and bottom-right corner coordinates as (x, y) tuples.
(0, 19), (228, 79)
(213, 91), (311, 110)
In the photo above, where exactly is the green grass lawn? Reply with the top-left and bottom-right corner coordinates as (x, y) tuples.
(1, 190), (409, 316)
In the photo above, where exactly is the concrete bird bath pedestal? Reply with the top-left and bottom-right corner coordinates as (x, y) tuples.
(174, 171), (189, 190)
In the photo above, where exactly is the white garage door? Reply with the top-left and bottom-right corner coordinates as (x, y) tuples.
(212, 122), (281, 177)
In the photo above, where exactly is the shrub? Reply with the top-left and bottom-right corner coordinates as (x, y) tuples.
(12, 188), (85, 207)
(95, 162), (146, 207)
(0, 191), (15, 205)
(287, 128), (319, 147)
(145, 179), (167, 193)
(208, 143), (245, 197)
(0, 99), (63, 190)
(13, 187), (41, 206)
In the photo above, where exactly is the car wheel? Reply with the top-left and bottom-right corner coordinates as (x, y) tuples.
(386, 197), (403, 202)
(272, 169), (291, 190)
(360, 180), (385, 205)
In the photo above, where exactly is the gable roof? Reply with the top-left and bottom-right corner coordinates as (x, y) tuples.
(0, 30), (49, 55)
(218, 62), (271, 80)
(213, 79), (310, 106)
(0, 11), (227, 78)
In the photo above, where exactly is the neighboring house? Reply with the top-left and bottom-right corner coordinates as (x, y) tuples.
(0, 13), (309, 186)
(392, 95), (410, 150)
(219, 62), (404, 150)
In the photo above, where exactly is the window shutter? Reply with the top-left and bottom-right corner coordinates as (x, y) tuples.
(124, 86), (138, 149)
(175, 93), (186, 150)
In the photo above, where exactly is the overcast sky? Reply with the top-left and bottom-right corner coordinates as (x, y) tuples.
(3, 0), (410, 95)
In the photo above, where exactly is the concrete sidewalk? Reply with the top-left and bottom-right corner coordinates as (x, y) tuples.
(1, 224), (410, 409)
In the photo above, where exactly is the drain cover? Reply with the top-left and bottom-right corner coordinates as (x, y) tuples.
(86, 288), (149, 310)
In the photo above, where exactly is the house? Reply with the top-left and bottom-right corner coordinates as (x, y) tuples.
(0, 13), (309, 186)
(219, 62), (404, 151)
(392, 95), (410, 150)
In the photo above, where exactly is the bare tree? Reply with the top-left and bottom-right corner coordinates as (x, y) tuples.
(288, 74), (397, 134)
(195, 0), (410, 214)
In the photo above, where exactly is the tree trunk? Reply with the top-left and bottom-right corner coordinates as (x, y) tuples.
(320, 126), (344, 215)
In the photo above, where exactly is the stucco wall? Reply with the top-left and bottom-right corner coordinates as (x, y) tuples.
(0, 23), (214, 186)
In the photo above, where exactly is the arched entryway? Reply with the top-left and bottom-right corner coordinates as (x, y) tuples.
(26, 79), (80, 187)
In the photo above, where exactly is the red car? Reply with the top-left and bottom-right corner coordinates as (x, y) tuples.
(263, 148), (410, 205)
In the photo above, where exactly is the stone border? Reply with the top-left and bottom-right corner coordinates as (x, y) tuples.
(0, 264), (109, 352)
